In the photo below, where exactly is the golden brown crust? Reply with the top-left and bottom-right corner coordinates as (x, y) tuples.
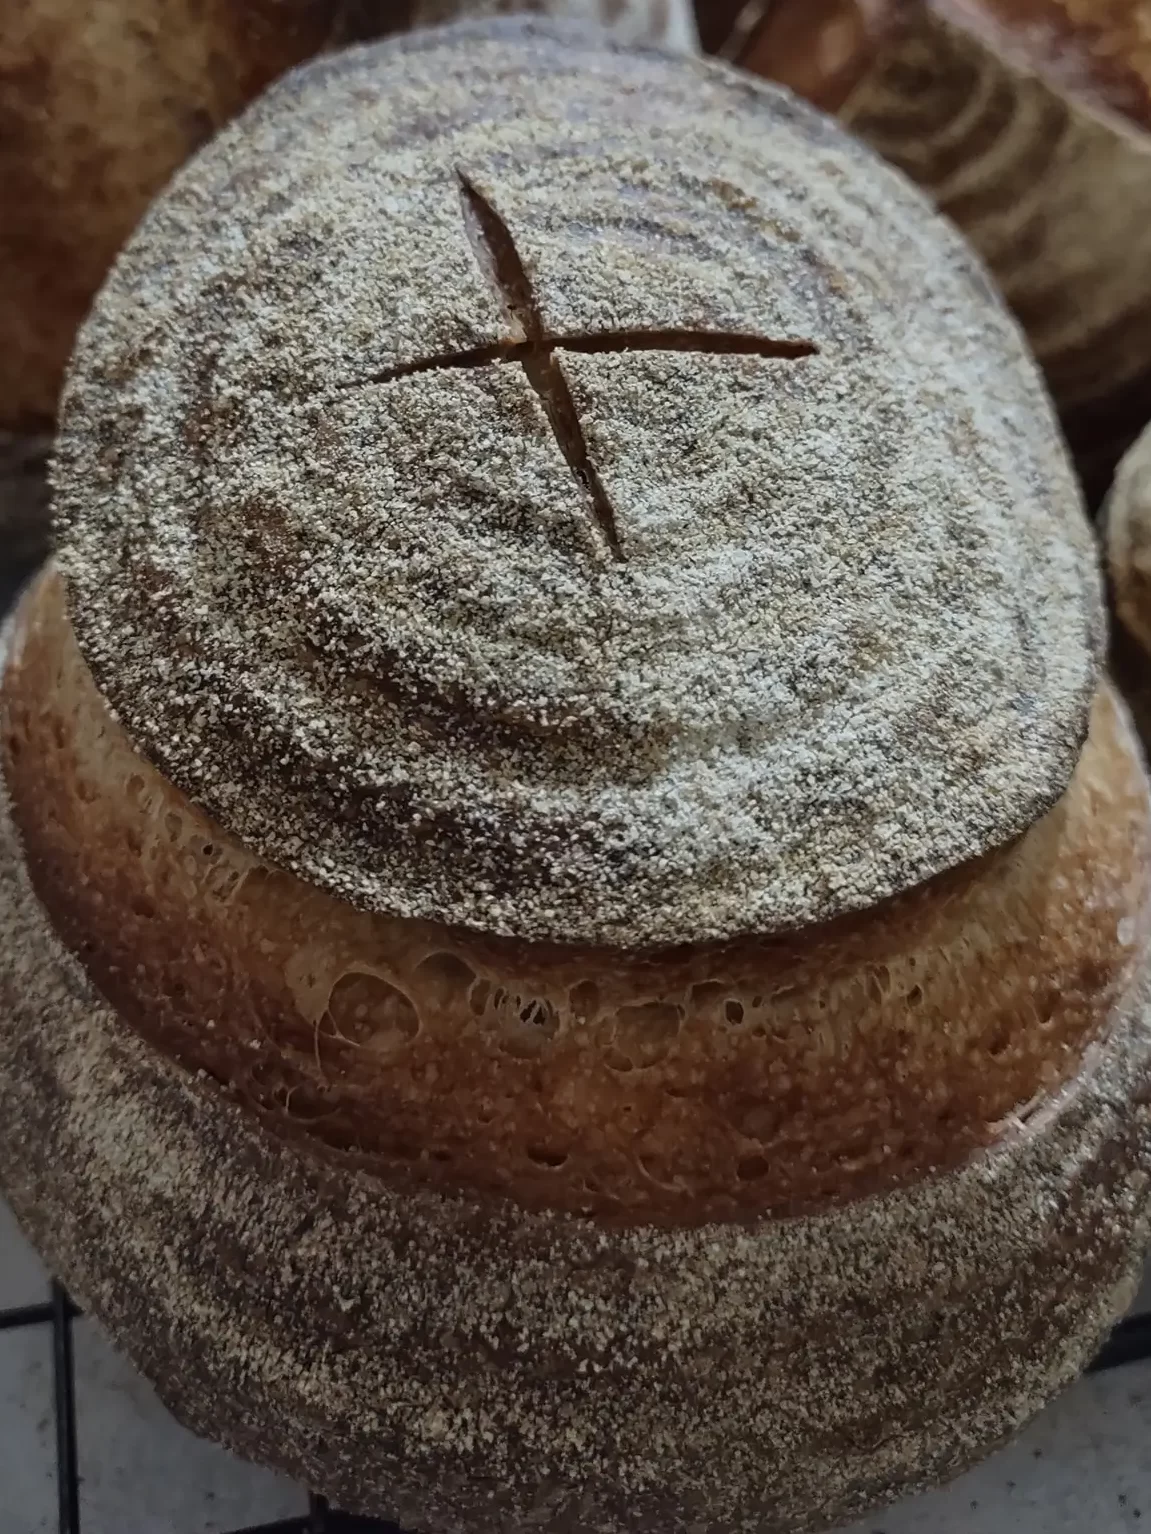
(5, 567), (1149, 1224)
(697, 0), (907, 112)
(932, 0), (1151, 132)
(0, 0), (409, 429)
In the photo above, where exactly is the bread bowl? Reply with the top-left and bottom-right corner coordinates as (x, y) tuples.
(698, 0), (1151, 508)
(3, 17), (1151, 1533)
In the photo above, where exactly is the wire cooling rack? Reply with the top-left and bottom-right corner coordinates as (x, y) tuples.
(2, 1275), (1150, 1534)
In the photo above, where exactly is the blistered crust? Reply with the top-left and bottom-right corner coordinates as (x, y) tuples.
(53, 18), (1101, 945)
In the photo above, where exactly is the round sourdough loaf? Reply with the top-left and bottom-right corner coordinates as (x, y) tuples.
(2, 16), (1149, 1534)
(52, 19), (1100, 950)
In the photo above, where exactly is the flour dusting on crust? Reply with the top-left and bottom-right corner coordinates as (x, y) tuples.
(53, 18), (1101, 946)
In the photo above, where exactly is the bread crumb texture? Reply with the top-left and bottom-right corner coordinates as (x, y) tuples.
(53, 16), (1101, 946)
(1, 657), (1149, 1531)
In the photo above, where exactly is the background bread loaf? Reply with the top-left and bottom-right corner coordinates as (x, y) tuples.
(1106, 422), (1151, 743)
(698, 0), (1151, 507)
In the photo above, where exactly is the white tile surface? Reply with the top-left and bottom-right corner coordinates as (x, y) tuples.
(73, 1319), (304, 1534)
(1, 1200), (305, 1532)
(0, 1324), (54, 1534)
(838, 1364), (1151, 1534)
(1, 1196), (1150, 1533)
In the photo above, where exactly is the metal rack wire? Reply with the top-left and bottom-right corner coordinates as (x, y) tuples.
(2, 1275), (1150, 1534)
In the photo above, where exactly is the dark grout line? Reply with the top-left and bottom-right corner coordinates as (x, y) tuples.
(0, 1300), (57, 1331)
(51, 1279), (81, 1534)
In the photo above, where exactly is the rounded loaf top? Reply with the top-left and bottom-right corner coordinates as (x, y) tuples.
(52, 16), (1102, 949)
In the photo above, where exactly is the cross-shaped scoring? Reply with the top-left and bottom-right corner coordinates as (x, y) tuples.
(343, 172), (819, 558)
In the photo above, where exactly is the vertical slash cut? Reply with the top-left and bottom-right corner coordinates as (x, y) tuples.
(457, 169), (625, 560)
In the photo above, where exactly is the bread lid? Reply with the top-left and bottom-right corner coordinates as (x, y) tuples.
(52, 16), (1102, 948)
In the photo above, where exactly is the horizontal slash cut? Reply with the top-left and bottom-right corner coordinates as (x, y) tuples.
(555, 330), (819, 360)
(340, 330), (817, 388)
(337, 342), (517, 386)
(337, 168), (819, 561)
